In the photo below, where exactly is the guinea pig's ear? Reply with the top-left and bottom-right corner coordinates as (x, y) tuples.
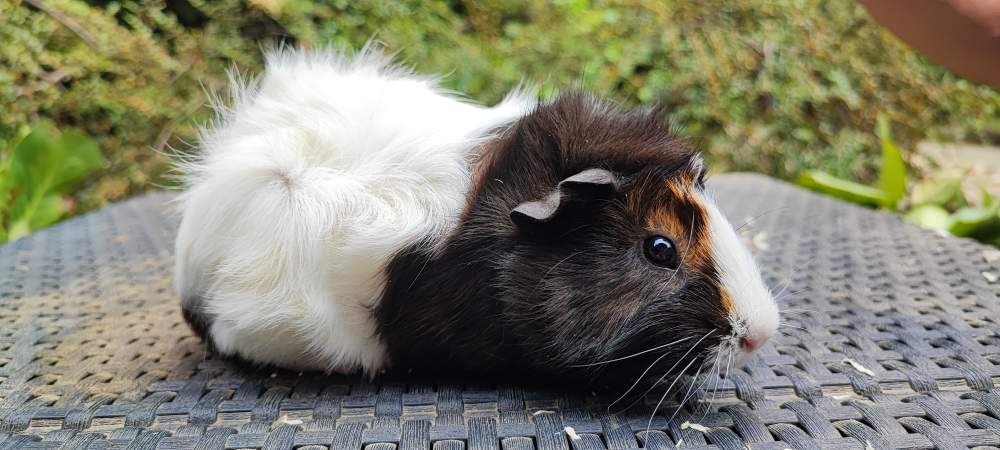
(511, 168), (620, 230)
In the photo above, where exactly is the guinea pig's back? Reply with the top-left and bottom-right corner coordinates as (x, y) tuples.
(173, 48), (530, 374)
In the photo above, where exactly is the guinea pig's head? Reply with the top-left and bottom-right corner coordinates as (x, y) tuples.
(494, 94), (780, 388)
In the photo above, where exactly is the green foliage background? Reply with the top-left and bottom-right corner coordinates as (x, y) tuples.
(2, 0), (999, 218)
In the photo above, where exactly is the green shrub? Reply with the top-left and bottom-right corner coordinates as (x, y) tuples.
(1, 0), (265, 213)
(2, 0), (998, 230)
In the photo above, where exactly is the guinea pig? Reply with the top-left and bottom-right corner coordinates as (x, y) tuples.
(174, 48), (780, 390)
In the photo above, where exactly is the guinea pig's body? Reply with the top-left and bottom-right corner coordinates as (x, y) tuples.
(176, 49), (779, 387)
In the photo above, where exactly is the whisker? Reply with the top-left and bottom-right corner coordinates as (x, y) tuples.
(769, 274), (795, 303)
(701, 350), (734, 422)
(778, 318), (806, 325)
(612, 330), (715, 414)
(704, 350), (733, 412)
(606, 350), (673, 414)
(665, 365), (708, 427)
(708, 350), (723, 400)
(712, 350), (733, 397)
(645, 357), (698, 435)
(734, 207), (787, 233)
(776, 288), (810, 301)
(697, 351), (724, 423)
(768, 254), (818, 298)
(572, 336), (694, 368)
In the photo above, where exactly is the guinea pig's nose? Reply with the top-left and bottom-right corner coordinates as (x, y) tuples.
(739, 335), (766, 353)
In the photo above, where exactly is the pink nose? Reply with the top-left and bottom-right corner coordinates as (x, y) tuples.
(740, 335), (765, 353)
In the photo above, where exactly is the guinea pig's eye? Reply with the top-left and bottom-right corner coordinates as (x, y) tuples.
(643, 235), (679, 269)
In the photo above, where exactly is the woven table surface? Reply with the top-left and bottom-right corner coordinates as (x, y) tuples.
(1, 173), (999, 450)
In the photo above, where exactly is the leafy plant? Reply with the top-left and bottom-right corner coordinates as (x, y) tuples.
(0, 125), (104, 243)
(795, 115), (906, 209)
(877, 115), (907, 209)
(795, 170), (888, 207)
(905, 181), (1000, 245)
(798, 118), (1000, 246)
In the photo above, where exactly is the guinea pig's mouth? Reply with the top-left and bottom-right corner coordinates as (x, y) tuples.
(696, 333), (764, 377)
(695, 339), (736, 378)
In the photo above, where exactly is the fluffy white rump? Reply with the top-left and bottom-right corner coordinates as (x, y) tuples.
(174, 48), (532, 374)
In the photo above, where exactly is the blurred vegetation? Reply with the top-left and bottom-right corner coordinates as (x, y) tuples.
(797, 115), (906, 210)
(798, 118), (1000, 247)
(2, 0), (1000, 238)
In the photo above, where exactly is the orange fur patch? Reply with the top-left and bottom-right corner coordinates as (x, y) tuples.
(626, 170), (731, 315)
(718, 289), (734, 315)
(629, 172), (712, 273)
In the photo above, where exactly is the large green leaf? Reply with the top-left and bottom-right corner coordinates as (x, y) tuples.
(0, 166), (9, 230)
(4, 126), (104, 242)
(6, 126), (57, 225)
(796, 170), (888, 207)
(876, 115), (906, 209)
(49, 130), (104, 192)
(8, 125), (57, 190)
(28, 194), (67, 229)
(7, 195), (66, 241)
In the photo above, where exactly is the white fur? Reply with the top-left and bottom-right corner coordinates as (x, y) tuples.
(174, 48), (532, 374)
(696, 191), (780, 366)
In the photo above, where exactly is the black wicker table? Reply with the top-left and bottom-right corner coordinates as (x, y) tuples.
(2, 174), (999, 450)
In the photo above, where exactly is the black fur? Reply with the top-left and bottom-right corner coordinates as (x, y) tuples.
(181, 296), (213, 344)
(181, 296), (265, 372)
(376, 93), (730, 390)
